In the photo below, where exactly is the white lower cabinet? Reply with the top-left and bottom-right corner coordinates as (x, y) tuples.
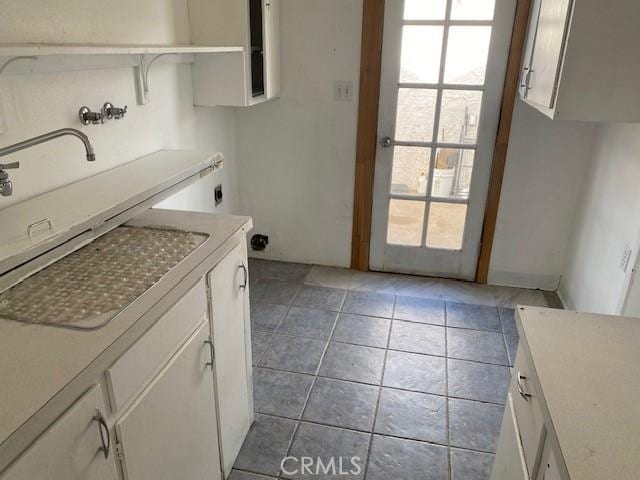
(115, 323), (222, 480)
(1, 385), (118, 480)
(492, 394), (530, 480)
(208, 241), (252, 477)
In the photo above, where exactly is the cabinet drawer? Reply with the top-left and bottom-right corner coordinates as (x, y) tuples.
(511, 345), (546, 478)
(106, 280), (207, 412)
(491, 393), (529, 480)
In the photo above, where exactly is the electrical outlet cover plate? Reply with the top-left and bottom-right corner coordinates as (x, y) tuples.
(334, 81), (354, 101)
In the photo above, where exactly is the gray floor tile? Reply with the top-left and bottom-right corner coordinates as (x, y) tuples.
(234, 414), (297, 477)
(498, 307), (517, 334)
(449, 398), (504, 453)
(448, 359), (511, 404)
(383, 350), (446, 396)
(259, 334), (327, 374)
(248, 258), (270, 282)
(294, 286), (347, 311)
(283, 423), (370, 480)
(447, 303), (501, 332)
(332, 313), (391, 348)
(252, 331), (273, 365)
(543, 291), (564, 309)
(394, 296), (445, 325)
(374, 388), (448, 444)
(276, 307), (338, 340)
(255, 260), (312, 283)
(254, 368), (314, 419)
(304, 266), (354, 290)
(443, 281), (497, 306)
(342, 291), (395, 318)
(492, 286), (552, 308)
(319, 343), (385, 385)
(303, 378), (379, 431)
(350, 271), (397, 294)
(394, 275), (447, 300)
(389, 321), (446, 357)
(367, 435), (448, 480)
(229, 470), (277, 480)
(450, 448), (495, 480)
(252, 279), (301, 305)
(447, 328), (509, 366)
(251, 303), (288, 333)
(504, 334), (519, 366)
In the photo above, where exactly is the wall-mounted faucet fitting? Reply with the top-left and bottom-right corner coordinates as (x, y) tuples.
(102, 102), (128, 120)
(0, 128), (96, 197)
(0, 162), (19, 197)
(79, 106), (103, 125)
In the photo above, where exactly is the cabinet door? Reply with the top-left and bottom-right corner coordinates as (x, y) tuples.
(116, 323), (222, 480)
(491, 394), (529, 480)
(519, 0), (543, 98)
(527, 0), (572, 108)
(263, 0), (281, 99)
(2, 386), (118, 480)
(208, 242), (252, 477)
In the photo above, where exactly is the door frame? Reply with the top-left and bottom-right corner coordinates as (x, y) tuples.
(350, 0), (533, 283)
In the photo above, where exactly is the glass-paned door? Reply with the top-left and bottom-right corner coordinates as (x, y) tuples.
(370, 0), (516, 279)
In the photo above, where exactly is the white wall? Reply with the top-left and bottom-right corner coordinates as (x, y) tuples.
(235, 0), (362, 267)
(488, 101), (595, 290)
(0, 0), (239, 214)
(560, 123), (640, 314)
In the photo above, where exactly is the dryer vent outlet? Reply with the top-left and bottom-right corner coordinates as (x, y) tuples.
(251, 234), (269, 251)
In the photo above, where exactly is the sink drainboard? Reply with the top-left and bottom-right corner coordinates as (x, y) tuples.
(0, 226), (207, 330)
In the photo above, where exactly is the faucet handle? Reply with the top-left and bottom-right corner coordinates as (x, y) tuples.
(0, 162), (20, 170)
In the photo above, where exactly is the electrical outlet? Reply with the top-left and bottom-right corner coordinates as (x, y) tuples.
(334, 81), (354, 101)
(620, 245), (633, 273)
(214, 184), (223, 206)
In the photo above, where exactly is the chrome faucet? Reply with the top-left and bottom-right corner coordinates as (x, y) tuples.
(0, 128), (96, 197)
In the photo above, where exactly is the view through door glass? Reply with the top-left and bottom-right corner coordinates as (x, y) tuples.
(387, 0), (496, 251)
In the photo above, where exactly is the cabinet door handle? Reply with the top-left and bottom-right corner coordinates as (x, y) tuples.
(93, 411), (111, 459)
(517, 371), (532, 400)
(204, 338), (214, 369)
(239, 263), (248, 290)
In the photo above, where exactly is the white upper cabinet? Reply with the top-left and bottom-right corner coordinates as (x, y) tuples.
(520, 0), (640, 121)
(189, 0), (281, 107)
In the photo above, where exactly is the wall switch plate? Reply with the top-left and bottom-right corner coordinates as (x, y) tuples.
(334, 81), (354, 101)
(621, 245), (633, 273)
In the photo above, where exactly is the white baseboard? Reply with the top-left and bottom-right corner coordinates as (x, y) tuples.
(487, 269), (560, 291)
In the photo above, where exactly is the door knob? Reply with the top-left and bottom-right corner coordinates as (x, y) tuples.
(381, 136), (394, 148)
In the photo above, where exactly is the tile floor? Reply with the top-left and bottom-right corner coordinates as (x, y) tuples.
(231, 260), (562, 480)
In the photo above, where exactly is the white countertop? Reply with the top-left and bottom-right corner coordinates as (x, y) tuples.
(518, 307), (640, 480)
(0, 209), (251, 470)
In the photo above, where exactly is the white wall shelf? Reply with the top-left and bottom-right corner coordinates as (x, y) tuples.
(0, 44), (243, 57)
(0, 44), (245, 109)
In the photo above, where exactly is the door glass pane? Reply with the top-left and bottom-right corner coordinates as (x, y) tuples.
(391, 147), (432, 196)
(451, 0), (496, 20)
(426, 203), (467, 249)
(444, 26), (492, 85)
(404, 0), (447, 20)
(387, 199), (425, 246)
(438, 90), (483, 144)
(400, 26), (443, 84)
(432, 148), (474, 199)
(394, 88), (437, 142)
